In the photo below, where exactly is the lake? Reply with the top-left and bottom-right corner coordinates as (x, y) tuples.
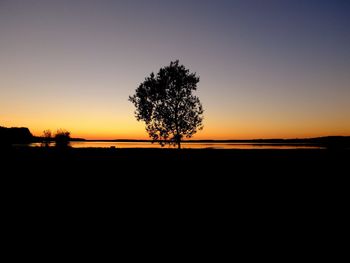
(29, 141), (324, 149)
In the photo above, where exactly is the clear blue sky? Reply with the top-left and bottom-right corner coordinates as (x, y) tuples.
(0, 0), (349, 139)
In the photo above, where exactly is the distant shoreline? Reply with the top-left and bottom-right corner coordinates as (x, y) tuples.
(69, 136), (350, 148)
(25, 136), (350, 150)
(74, 135), (350, 143)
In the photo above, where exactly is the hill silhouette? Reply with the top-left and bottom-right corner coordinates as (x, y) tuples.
(0, 126), (33, 146)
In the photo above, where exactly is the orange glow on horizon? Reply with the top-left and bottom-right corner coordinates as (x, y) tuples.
(29, 127), (350, 141)
(2, 97), (350, 140)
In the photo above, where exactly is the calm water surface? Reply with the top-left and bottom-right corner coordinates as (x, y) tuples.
(29, 141), (323, 149)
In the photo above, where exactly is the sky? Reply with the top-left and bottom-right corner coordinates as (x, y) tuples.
(0, 0), (349, 139)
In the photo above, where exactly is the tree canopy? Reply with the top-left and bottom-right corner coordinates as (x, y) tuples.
(129, 60), (203, 149)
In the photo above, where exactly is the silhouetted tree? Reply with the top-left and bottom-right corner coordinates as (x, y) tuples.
(42, 129), (52, 147)
(55, 129), (71, 148)
(129, 60), (203, 149)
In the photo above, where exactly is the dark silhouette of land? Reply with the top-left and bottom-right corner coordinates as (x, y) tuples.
(1, 126), (349, 177)
(2, 126), (348, 222)
(0, 126), (33, 146)
(3, 142), (349, 174)
(2, 125), (349, 149)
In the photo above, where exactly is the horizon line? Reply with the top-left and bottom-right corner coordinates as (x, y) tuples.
(67, 135), (350, 142)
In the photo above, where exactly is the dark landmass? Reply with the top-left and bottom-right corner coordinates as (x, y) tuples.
(3, 146), (348, 175)
(2, 143), (348, 217)
(0, 126), (85, 146)
(1, 126), (349, 149)
(0, 126), (33, 145)
(2, 126), (348, 180)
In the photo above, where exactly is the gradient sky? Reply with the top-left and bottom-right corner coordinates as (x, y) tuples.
(1, 0), (349, 139)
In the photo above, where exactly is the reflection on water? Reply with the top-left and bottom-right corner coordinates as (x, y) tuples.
(29, 141), (323, 149)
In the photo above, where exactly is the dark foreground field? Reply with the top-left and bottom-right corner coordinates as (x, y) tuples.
(3, 146), (348, 175)
(2, 147), (348, 235)
(2, 147), (347, 200)
(2, 146), (348, 209)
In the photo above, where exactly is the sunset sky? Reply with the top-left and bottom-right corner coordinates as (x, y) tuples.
(1, 0), (349, 139)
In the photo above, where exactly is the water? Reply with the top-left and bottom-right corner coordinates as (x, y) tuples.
(29, 141), (323, 149)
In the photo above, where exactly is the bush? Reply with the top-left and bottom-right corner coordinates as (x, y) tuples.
(55, 129), (71, 148)
(42, 129), (52, 147)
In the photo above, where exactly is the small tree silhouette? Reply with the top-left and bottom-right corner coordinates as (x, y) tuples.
(129, 60), (204, 149)
(55, 129), (71, 148)
(42, 129), (52, 147)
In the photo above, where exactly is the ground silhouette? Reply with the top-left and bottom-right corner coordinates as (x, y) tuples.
(0, 126), (33, 147)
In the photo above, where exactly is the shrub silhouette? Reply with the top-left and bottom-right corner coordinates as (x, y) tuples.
(129, 60), (204, 149)
(42, 129), (52, 147)
(55, 129), (71, 148)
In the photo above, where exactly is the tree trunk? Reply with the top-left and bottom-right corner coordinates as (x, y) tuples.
(174, 106), (181, 149)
